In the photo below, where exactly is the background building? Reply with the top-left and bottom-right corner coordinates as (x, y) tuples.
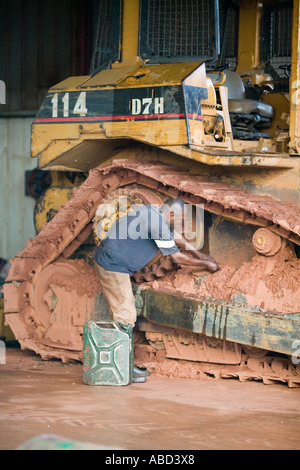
(0, 0), (99, 261)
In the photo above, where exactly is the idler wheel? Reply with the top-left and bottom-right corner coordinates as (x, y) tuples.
(252, 228), (283, 256)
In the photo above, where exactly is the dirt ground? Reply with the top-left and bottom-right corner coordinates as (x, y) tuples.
(0, 345), (300, 451)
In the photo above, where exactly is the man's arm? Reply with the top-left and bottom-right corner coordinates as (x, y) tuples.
(150, 207), (219, 272)
(173, 230), (201, 253)
(151, 207), (180, 257)
(170, 251), (220, 273)
(172, 230), (220, 272)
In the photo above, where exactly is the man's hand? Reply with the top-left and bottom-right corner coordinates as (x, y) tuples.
(170, 251), (220, 273)
(173, 231), (212, 261)
(172, 230), (220, 272)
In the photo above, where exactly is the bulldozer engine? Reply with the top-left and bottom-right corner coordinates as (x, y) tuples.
(3, 0), (300, 387)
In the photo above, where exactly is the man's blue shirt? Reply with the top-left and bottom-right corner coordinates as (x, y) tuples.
(93, 205), (179, 275)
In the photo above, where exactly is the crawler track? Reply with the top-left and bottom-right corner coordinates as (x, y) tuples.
(3, 160), (300, 385)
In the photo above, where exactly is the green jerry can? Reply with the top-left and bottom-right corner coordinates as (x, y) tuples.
(83, 321), (134, 386)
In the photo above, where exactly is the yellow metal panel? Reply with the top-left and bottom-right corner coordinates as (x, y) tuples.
(50, 63), (202, 91)
(51, 76), (90, 91)
(120, 0), (141, 65)
(116, 63), (201, 88)
(38, 139), (129, 171)
(262, 93), (290, 139)
(236, 0), (262, 73)
(80, 67), (140, 88)
(31, 123), (83, 158)
(104, 119), (188, 146)
(34, 187), (73, 233)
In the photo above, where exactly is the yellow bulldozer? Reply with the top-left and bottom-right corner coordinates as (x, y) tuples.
(3, 0), (300, 386)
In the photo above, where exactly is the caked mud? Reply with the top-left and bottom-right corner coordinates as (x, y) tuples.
(149, 246), (300, 314)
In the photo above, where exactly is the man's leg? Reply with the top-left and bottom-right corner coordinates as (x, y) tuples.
(95, 264), (150, 382)
(96, 264), (137, 326)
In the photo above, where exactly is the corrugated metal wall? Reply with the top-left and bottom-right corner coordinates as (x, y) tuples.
(0, 0), (97, 113)
(0, 118), (37, 261)
(0, 0), (99, 263)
